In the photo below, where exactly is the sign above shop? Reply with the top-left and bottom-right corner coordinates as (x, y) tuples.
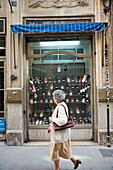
(26, 19), (91, 25)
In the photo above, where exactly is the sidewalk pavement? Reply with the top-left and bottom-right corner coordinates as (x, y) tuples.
(0, 142), (113, 170)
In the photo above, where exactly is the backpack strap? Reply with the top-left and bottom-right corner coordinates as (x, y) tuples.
(56, 104), (68, 118)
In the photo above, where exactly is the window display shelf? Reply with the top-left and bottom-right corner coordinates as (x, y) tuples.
(29, 62), (91, 126)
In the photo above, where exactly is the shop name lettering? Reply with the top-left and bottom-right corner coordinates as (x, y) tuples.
(26, 20), (91, 25)
(28, 0), (89, 8)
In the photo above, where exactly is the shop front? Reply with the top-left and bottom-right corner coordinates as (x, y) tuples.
(10, 21), (106, 142)
(27, 34), (92, 141)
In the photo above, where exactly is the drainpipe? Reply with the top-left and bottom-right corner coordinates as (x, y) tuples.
(103, 0), (112, 147)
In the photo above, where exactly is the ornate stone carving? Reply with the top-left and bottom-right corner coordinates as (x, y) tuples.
(28, 0), (89, 8)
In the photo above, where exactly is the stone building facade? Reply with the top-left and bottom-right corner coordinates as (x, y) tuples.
(0, 0), (113, 145)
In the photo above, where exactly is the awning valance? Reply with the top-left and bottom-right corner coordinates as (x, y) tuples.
(11, 22), (106, 33)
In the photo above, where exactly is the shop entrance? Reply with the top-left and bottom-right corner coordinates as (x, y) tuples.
(26, 35), (93, 141)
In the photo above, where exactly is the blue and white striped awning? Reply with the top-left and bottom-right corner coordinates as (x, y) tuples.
(11, 22), (106, 33)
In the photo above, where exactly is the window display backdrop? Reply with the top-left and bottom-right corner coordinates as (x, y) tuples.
(28, 40), (91, 126)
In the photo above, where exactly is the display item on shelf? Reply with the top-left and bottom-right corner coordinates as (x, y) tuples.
(85, 74), (90, 83)
(44, 77), (47, 83)
(50, 99), (53, 103)
(40, 99), (43, 103)
(82, 75), (87, 83)
(57, 66), (61, 72)
(79, 75), (83, 83)
(64, 65), (67, 71)
(76, 75), (80, 82)
(45, 99), (48, 103)
(51, 65), (54, 72)
(67, 77), (71, 83)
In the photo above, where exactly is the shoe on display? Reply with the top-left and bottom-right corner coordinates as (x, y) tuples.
(34, 111), (37, 117)
(49, 77), (51, 82)
(40, 77), (43, 84)
(66, 85), (69, 89)
(46, 106), (50, 112)
(42, 92), (46, 96)
(86, 99), (90, 103)
(51, 65), (54, 72)
(45, 99), (48, 103)
(87, 84), (90, 88)
(84, 117), (88, 124)
(33, 85), (36, 92)
(58, 77), (61, 83)
(71, 75), (74, 82)
(40, 99), (43, 103)
(64, 65), (67, 71)
(66, 98), (69, 103)
(61, 85), (64, 89)
(39, 120), (43, 125)
(30, 98), (33, 104)
(40, 112), (44, 117)
(76, 98), (79, 103)
(36, 87), (39, 92)
(78, 117), (82, 124)
(70, 108), (73, 114)
(36, 78), (40, 84)
(81, 110), (85, 113)
(34, 100), (37, 104)
(48, 91), (51, 96)
(50, 84), (53, 90)
(44, 117), (47, 121)
(71, 98), (74, 103)
(82, 98), (85, 103)
(76, 85), (79, 89)
(82, 75), (87, 83)
(30, 78), (33, 85)
(67, 77), (70, 83)
(79, 75), (83, 83)
(76, 75), (80, 83)
(50, 99), (53, 103)
(44, 77), (47, 83)
(36, 120), (39, 125)
(73, 117), (76, 122)
(55, 84), (58, 89)
(57, 66), (61, 72)
(86, 93), (89, 98)
(85, 74), (90, 83)
(71, 85), (74, 89)
(45, 85), (48, 90)
(80, 89), (83, 93)
(30, 87), (34, 93)
(53, 76), (56, 83)
(69, 91), (73, 96)
(62, 77), (66, 82)
(76, 107), (80, 114)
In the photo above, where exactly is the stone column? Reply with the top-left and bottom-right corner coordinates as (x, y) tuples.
(6, 0), (24, 145)
(95, 0), (113, 144)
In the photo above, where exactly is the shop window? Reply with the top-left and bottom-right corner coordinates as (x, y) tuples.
(0, 62), (4, 117)
(28, 40), (91, 125)
(0, 37), (5, 56)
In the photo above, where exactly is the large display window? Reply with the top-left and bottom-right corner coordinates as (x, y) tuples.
(28, 39), (91, 126)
